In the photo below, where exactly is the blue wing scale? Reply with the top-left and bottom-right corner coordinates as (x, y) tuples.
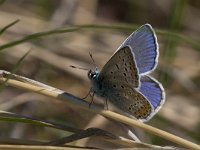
(138, 75), (165, 112)
(118, 24), (158, 74)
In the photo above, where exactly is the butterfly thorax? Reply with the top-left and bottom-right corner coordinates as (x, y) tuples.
(88, 69), (105, 97)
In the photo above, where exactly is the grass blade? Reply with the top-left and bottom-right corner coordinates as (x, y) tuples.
(0, 19), (20, 35)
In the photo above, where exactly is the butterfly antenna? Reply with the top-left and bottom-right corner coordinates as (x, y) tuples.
(70, 65), (88, 71)
(89, 52), (97, 67)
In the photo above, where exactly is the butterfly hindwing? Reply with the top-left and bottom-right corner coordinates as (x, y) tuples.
(118, 24), (158, 74)
(102, 81), (153, 120)
(139, 75), (165, 113)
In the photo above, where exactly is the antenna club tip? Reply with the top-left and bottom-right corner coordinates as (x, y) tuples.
(70, 65), (76, 68)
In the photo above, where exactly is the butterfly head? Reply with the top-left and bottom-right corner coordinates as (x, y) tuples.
(88, 68), (100, 80)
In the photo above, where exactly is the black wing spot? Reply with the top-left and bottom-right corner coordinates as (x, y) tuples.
(121, 85), (124, 89)
(125, 68), (128, 71)
(110, 71), (113, 74)
(113, 85), (116, 88)
(115, 64), (119, 70)
(123, 73), (127, 76)
(130, 73), (133, 76)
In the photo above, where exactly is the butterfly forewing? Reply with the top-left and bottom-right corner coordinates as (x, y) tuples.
(118, 24), (158, 74)
(99, 46), (139, 88)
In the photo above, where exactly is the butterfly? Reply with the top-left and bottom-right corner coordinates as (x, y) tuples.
(88, 24), (165, 122)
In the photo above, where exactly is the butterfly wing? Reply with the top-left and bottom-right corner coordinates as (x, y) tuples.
(139, 75), (165, 115)
(106, 86), (154, 121)
(118, 24), (158, 74)
(98, 46), (153, 121)
(99, 46), (140, 88)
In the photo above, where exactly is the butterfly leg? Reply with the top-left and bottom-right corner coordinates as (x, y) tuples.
(82, 88), (92, 99)
(89, 91), (95, 108)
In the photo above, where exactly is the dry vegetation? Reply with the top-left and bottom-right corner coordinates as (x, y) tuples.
(0, 0), (200, 149)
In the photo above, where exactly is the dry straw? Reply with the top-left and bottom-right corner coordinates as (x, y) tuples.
(0, 70), (199, 150)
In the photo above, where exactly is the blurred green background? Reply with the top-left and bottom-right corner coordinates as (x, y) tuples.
(0, 0), (199, 148)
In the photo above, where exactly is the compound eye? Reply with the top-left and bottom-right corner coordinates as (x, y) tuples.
(88, 69), (99, 80)
(88, 70), (96, 79)
(91, 73), (97, 79)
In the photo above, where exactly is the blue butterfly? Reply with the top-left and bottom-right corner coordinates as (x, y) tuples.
(88, 24), (165, 122)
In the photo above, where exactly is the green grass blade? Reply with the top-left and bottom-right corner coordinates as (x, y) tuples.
(0, 23), (199, 53)
(0, 19), (20, 35)
(0, 111), (80, 133)
(0, 27), (79, 51)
